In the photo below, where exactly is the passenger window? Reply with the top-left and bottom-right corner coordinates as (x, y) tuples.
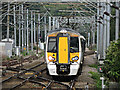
(81, 39), (85, 52)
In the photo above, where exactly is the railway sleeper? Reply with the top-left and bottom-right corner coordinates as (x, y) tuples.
(10, 67), (47, 89)
(37, 76), (70, 89)
(11, 74), (36, 89)
(1, 62), (45, 84)
(18, 76), (47, 88)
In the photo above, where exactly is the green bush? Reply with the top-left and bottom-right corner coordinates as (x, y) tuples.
(103, 39), (120, 82)
(89, 71), (102, 88)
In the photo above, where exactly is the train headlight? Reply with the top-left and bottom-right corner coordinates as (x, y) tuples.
(60, 29), (67, 33)
(48, 56), (55, 61)
(72, 56), (79, 61)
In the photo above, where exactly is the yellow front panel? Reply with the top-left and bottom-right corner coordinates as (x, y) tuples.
(47, 52), (56, 62)
(59, 37), (68, 63)
(70, 53), (79, 62)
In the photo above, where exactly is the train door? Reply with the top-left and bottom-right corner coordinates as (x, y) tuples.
(58, 37), (69, 64)
(57, 35), (70, 74)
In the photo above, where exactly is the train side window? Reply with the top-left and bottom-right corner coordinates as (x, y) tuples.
(81, 38), (85, 52)
(47, 37), (56, 52)
(70, 37), (79, 52)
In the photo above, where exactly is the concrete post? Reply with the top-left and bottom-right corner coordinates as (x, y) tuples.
(19, 5), (21, 48)
(24, 7), (27, 49)
(44, 16), (47, 42)
(14, 5), (16, 48)
(7, 3), (10, 41)
(115, 1), (119, 40)
(38, 13), (40, 42)
(34, 12), (36, 44)
(92, 31), (95, 45)
(106, 0), (111, 47)
(56, 18), (58, 29)
(21, 4), (24, 50)
(27, 9), (29, 53)
(103, 2), (107, 59)
(99, 2), (104, 59)
(31, 11), (33, 51)
(0, 2), (2, 41)
(93, 15), (96, 45)
(100, 77), (105, 90)
(49, 16), (51, 31)
(92, 16), (95, 45)
(53, 17), (55, 30)
(88, 33), (90, 47)
(57, 18), (60, 29)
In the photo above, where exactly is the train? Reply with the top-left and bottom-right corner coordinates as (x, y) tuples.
(45, 28), (86, 76)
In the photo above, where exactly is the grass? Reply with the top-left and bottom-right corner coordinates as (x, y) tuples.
(89, 71), (102, 88)
(89, 64), (98, 69)
(39, 51), (44, 58)
(2, 55), (20, 61)
(88, 63), (102, 88)
(92, 45), (97, 51)
(2, 56), (10, 61)
(21, 51), (28, 56)
(88, 44), (97, 51)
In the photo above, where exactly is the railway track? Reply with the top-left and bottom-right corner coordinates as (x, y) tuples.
(2, 55), (39, 66)
(1, 62), (77, 89)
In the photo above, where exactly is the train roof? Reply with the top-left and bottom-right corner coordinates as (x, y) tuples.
(47, 28), (80, 35)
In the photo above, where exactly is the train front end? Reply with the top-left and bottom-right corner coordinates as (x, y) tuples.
(46, 29), (83, 76)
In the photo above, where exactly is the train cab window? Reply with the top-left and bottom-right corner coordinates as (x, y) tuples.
(81, 38), (86, 52)
(70, 37), (79, 52)
(47, 37), (56, 52)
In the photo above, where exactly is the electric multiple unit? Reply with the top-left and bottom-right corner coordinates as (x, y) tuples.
(45, 28), (86, 76)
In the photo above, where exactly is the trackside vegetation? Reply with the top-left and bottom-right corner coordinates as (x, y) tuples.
(103, 39), (120, 82)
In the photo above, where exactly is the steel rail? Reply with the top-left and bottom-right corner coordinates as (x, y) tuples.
(69, 75), (78, 90)
(1, 76), (13, 83)
(69, 79), (76, 90)
(1, 62), (44, 84)
(37, 76), (70, 89)
(18, 76), (46, 87)
(45, 81), (53, 89)
(11, 67), (47, 89)
(8, 66), (46, 89)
